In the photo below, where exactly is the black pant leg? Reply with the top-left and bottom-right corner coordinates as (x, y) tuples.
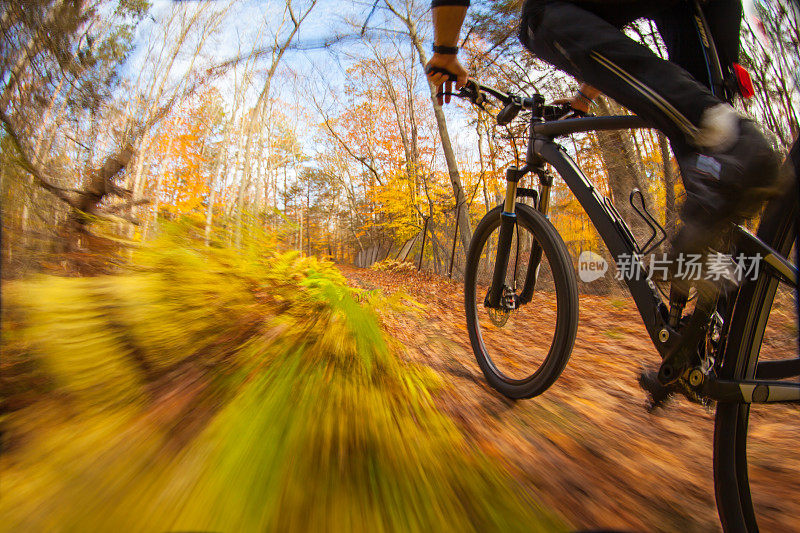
(520, 1), (722, 148)
(704, 0), (743, 74)
(654, 0), (742, 92)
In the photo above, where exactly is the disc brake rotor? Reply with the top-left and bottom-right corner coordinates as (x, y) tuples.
(488, 307), (511, 327)
(486, 286), (514, 327)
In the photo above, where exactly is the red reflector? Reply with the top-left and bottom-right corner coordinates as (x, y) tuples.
(733, 63), (755, 99)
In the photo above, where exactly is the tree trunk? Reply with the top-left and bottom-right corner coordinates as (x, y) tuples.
(594, 97), (653, 249)
(657, 130), (677, 235)
(477, 118), (491, 212)
(385, 1), (473, 255)
(205, 122), (233, 245)
(143, 135), (172, 241)
(235, 0), (316, 248)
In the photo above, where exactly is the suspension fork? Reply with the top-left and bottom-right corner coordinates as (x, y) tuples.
(487, 166), (527, 308)
(518, 170), (552, 305)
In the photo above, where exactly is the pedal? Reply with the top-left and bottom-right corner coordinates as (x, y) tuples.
(638, 370), (673, 412)
(639, 368), (712, 412)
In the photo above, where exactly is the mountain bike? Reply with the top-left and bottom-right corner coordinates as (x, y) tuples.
(432, 3), (799, 530)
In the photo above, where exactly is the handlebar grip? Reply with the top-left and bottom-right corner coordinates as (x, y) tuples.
(425, 66), (458, 82)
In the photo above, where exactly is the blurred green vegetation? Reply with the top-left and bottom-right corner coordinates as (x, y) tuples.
(0, 226), (564, 532)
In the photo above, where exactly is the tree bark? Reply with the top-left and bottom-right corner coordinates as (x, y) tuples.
(594, 97), (653, 248)
(657, 131), (677, 234)
(384, 0), (473, 255)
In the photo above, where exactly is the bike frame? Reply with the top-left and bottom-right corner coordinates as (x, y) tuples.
(488, 0), (800, 403)
(528, 119), (668, 348)
(525, 119), (800, 403)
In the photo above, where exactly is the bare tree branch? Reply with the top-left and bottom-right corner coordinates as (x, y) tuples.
(105, 198), (151, 214)
(0, 107), (76, 207)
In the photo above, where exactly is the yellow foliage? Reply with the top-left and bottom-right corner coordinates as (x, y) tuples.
(0, 228), (565, 532)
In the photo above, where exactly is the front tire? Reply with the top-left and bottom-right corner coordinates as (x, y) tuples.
(464, 203), (578, 399)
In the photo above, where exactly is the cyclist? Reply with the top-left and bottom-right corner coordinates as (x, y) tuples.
(426, 0), (783, 287)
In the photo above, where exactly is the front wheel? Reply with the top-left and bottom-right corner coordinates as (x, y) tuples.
(464, 203), (578, 399)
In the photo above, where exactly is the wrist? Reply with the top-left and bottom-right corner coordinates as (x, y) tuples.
(572, 100), (590, 113)
(433, 44), (458, 55)
(575, 91), (594, 108)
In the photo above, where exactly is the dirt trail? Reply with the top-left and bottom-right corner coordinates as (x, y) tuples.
(339, 264), (800, 532)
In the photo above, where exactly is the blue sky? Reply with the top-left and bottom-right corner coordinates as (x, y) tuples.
(116, 0), (487, 178)
(122, 0), (424, 106)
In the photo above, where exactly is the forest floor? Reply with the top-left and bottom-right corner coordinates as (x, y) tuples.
(339, 264), (800, 533)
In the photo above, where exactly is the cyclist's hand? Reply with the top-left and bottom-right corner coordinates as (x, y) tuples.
(553, 84), (599, 113)
(552, 94), (590, 114)
(425, 53), (468, 105)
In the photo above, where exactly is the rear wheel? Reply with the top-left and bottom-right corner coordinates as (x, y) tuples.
(464, 203), (578, 399)
(714, 145), (800, 532)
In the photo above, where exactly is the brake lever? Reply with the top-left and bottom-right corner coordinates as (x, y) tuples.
(558, 109), (592, 120)
(458, 81), (486, 107)
(541, 103), (587, 121)
(435, 82), (488, 111)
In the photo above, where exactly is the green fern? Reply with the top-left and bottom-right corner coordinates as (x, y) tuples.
(0, 227), (565, 532)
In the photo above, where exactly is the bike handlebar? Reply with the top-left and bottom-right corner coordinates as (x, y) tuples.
(427, 68), (576, 125)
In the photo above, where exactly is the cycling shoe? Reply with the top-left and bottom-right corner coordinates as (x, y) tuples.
(672, 118), (781, 259)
